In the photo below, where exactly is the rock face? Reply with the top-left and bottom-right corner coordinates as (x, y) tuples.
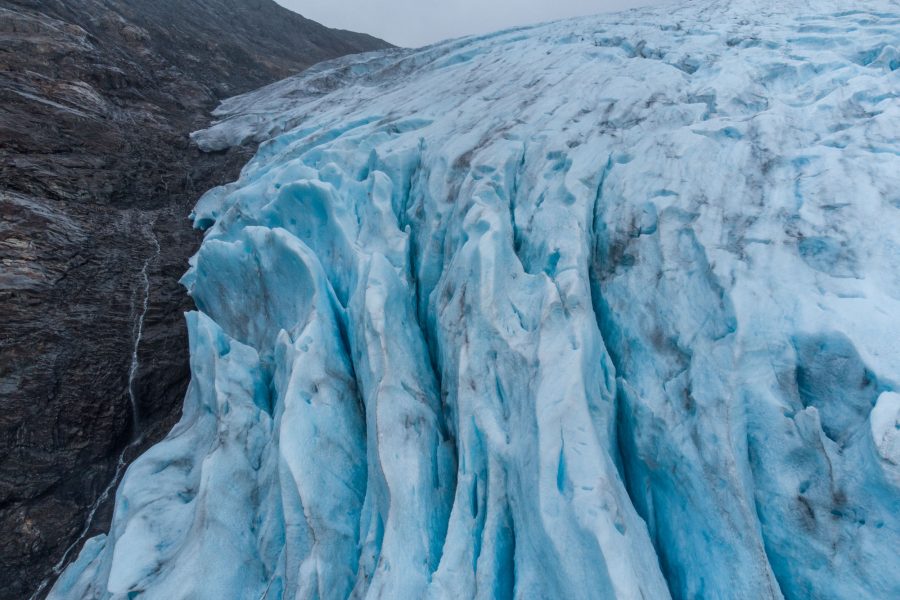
(50, 0), (900, 598)
(0, 1), (388, 597)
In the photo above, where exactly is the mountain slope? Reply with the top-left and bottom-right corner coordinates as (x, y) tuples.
(52, 0), (900, 598)
(0, 1), (388, 598)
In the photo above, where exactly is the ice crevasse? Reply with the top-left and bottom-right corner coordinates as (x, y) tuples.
(51, 0), (900, 598)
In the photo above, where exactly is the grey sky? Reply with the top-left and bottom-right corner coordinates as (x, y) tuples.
(275, 1), (659, 48)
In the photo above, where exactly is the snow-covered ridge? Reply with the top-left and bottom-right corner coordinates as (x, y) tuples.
(54, 0), (900, 598)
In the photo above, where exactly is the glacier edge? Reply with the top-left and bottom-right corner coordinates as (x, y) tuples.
(52, 0), (900, 598)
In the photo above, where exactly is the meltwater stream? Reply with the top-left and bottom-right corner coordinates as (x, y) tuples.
(33, 226), (161, 600)
(126, 228), (160, 433)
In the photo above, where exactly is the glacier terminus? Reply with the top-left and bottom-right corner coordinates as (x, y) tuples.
(49, 0), (900, 598)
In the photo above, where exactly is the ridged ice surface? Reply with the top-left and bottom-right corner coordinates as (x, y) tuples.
(52, 0), (900, 598)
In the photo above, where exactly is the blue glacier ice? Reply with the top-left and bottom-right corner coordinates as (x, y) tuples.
(50, 0), (900, 598)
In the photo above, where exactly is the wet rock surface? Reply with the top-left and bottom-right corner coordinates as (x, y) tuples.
(0, 1), (388, 597)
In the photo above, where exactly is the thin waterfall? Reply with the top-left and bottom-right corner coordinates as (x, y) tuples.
(127, 228), (161, 435)
(30, 225), (160, 600)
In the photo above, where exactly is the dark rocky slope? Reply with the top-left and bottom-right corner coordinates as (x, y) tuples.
(0, 1), (389, 597)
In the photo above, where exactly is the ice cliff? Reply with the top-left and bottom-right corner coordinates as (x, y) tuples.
(50, 0), (900, 598)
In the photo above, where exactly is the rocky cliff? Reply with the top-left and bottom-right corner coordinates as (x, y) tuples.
(0, 1), (388, 597)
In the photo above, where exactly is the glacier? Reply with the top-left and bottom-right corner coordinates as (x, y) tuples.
(49, 0), (900, 598)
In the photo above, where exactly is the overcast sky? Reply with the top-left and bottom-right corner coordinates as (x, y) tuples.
(276, 1), (658, 48)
